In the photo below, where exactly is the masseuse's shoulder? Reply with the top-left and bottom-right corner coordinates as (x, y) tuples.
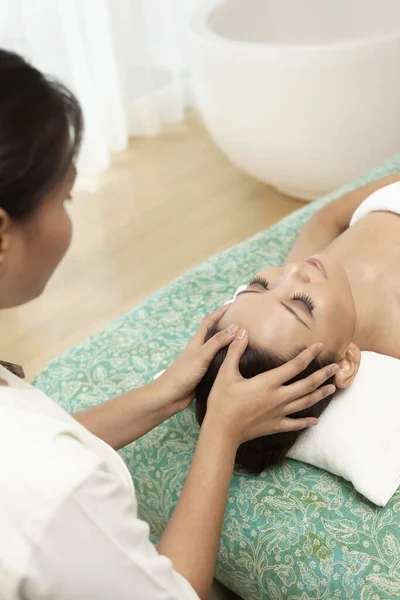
(0, 386), (103, 505)
(0, 389), (129, 598)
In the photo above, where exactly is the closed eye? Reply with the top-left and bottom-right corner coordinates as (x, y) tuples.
(248, 275), (269, 290)
(237, 278), (312, 329)
(292, 292), (315, 314)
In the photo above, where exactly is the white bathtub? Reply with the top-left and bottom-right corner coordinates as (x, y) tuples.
(189, 0), (400, 200)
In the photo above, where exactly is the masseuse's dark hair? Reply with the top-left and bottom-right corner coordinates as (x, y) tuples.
(196, 324), (336, 474)
(0, 49), (83, 220)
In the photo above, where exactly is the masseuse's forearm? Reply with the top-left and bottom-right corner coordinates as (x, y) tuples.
(73, 379), (178, 450)
(158, 419), (238, 600)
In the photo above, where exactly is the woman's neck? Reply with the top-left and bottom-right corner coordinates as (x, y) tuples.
(325, 246), (385, 352)
(349, 282), (382, 351)
(323, 212), (400, 358)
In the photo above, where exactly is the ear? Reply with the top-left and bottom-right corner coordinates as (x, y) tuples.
(334, 342), (361, 388)
(0, 208), (11, 266)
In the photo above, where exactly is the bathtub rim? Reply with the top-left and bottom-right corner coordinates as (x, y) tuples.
(189, 0), (400, 54)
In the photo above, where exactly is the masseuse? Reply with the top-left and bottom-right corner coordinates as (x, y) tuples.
(0, 50), (337, 600)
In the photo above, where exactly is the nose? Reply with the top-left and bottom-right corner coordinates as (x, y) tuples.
(282, 262), (310, 284)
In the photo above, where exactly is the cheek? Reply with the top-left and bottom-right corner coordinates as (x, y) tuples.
(320, 290), (354, 336)
(258, 267), (282, 279)
(34, 207), (73, 267)
(50, 208), (72, 257)
(57, 209), (73, 257)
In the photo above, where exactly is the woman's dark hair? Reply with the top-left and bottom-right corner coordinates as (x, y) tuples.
(0, 49), (83, 220)
(196, 324), (336, 474)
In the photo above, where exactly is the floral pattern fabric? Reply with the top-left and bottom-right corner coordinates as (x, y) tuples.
(35, 156), (400, 600)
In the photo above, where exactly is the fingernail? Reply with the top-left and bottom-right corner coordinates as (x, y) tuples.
(316, 343), (323, 351)
(330, 364), (340, 375)
(235, 328), (246, 340)
(226, 324), (238, 335)
(326, 385), (336, 395)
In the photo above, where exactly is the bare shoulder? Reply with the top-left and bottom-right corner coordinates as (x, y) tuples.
(316, 172), (400, 232)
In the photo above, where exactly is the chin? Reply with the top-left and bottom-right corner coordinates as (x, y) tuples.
(36, 279), (49, 297)
(317, 253), (348, 280)
(25, 280), (48, 305)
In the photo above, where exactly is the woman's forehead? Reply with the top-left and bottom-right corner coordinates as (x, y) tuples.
(219, 293), (315, 353)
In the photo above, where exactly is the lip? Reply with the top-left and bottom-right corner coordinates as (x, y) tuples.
(305, 257), (327, 278)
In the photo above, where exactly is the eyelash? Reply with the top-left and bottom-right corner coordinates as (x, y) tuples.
(292, 292), (315, 313)
(248, 276), (315, 313)
(66, 194), (73, 202)
(249, 275), (269, 289)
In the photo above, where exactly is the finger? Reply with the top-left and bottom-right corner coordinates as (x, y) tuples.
(283, 363), (339, 403)
(272, 343), (324, 385)
(220, 329), (248, 376)
(191, 304), (232, 346)
(284, 383), (336, 415)
(278, 416), (319, 433)
(199, 323), (239, 364)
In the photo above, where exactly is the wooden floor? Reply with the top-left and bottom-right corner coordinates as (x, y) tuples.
(0, 113), (303, 379)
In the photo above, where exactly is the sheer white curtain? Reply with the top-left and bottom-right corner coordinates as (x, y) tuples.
(0, 0), (203, 175)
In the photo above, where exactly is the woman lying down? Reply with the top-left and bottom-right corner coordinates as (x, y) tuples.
(196, 172), (400, 474)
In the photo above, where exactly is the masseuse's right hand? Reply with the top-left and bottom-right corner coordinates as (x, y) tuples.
(204, 329), (338, 445)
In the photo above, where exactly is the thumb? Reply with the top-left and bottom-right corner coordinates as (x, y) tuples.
(221, 329), (248, 376)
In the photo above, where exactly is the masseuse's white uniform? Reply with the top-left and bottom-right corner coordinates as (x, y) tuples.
(0, 366), (199, 600)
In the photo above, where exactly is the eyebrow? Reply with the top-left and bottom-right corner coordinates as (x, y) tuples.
(280, 301), (311, 330)
(236, 289), (311, 330)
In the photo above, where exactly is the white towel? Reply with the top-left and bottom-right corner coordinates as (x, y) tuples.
(224, 285), (247, 305)
(350, 180), (400, 225)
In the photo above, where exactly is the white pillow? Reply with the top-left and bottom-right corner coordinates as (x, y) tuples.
(287, 351), (400, 506)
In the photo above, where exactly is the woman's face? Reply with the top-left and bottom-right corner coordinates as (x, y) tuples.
(0, 165), (75, 308)
(219, 254), (357, 358)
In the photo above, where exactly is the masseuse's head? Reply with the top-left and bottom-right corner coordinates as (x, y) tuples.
(0, 49), (83, 309)
(196, 255), (361, 473)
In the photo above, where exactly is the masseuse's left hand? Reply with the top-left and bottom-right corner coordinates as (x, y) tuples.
(155, 305), (236, 411)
